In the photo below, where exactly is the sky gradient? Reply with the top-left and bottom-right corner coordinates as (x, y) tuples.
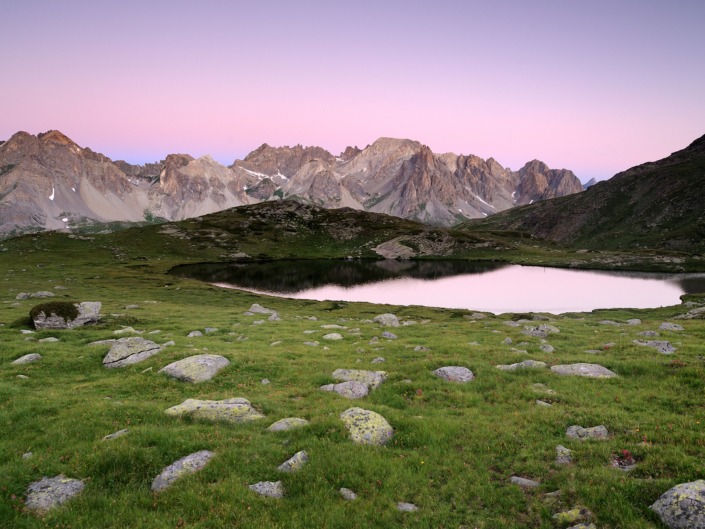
(2, 0), (704, 183)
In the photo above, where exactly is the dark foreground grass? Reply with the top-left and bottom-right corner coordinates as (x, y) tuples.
(0, 221), (704, 528)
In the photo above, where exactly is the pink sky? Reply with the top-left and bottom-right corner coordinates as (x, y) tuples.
(2, 1), (704, 182)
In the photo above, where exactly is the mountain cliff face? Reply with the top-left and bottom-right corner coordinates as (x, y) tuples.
(0, 130), (582, 237)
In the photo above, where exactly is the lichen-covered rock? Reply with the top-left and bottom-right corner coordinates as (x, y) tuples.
(511, 476), (540, 487)
(637, 331), (660, 337)
(501, 337), (513, 345)
(626, 319), (642, 325)
(397, 502), (419, 512)
(495, 360), (547, 371)
(659, 322), (685, 331)
(553, 508), (592, 523)
(371, 357), (385, 364)
(249, 481), (283, 498)
(320, 381), (369, 399)
(566, 425), (609, 440)
(540, 345), (555, 353)
(536, 400), (552, 406)
(88, 339), (116, 346)
(248, 303), (276, 314)
(187, 330), (203, 337)
(277, 450), (309, 472)
(599, 320), (621, 326)
(151, 450), (214, 492)
(102, 429), (129, 441)
(633, 340), (677, 354)
(551, 363), (617, 378)
(538, 324), (560, 333)
(267, 417), (309, 432)
(382, 331), (398, 339)
(332, 369), (387, 390)
(25, 475), (84, 512)
(522, 326), (548, 338)
(373, 313), (399, 327)
(12, 353), (42, 365)
(339, 407), (393, 445)
(32, 301), (101, 330)
(103, 337), (162, 369)
(650, 479), (705, 528)
(165, 397), (265, 424)
(323, 333), (343, 340)
(567, 523), (596, 529)
(556, 445), (572, 464)
(158, 354), (230, 383)
(503, 321), (521, 327)
(340, 488), (357, 500)
(38, 337), (59, 343)
(432, 366), (474, 383)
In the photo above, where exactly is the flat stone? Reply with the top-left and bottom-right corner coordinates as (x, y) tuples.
(22, 452), (33, 459)
(103, 337), (162, 369)
(332, 369), (387, 390)
(102, 429), (130, 441)
(187, 331), (203, 337)
(323, 333), (343, 340)
(511, 476), (540, 487)
(148, 330), (161, 334)
(397, 502), (419, 512)
(114, 327), (143, 334)
(566, 425), (609, 440)
(159, 354), (230, 383)
(268, 314), (281, 321)
(152, 450), (214, 492)
(33, 301), (101, 330)
(125, 305), (139, 309)
(536, 400), (552, 406)
(249, 481), (283, 499)
(261, 378), (270, 385)
(339, 407), (394, 445)
(414, 346), (430, 351)
(165, 397), (265, 424)
(382, 331), (397, 339)
(243, 312), (255, 316)
(38, 337), (59, 343)
(204, 327), (218, 333)
(567, 523), (596, 529)
(539, 324), (560, 333)
(522, 326), (548, 338)
(495, 359), (547, 371)
(402, 320), (416, 326)
(16, 292), (30, 299)
(320, 381), (370, 399)
(502, 337), (513, 345)
(551, 363), (617, 378)
(433, 366), (474, 382)
(626, 319), (642, 325)
(633, 340), (677, 354)
(503, 321), (521, 327)
(270, 341), (282, 346)
(16, 374), (29, 379)
(303, 341), (319, 346)
(584, 350), (601, 354)
(267, 418), (309, 432)
(54, 286), (67, 290)
(248, 303), (276, 314)
(540, 345), (555, 353)
(637, 331), (660, 337)
(339, 487), (357, 500)
(373, 313), (399, 327)
(321, 324), (345, 329)
(25, 475), (84, 512)
(650, 479), (705, 529)
(30, 291), (55, 298)
(553, 508), (592, 523)
(20, 330), (35, 334)
(659, 322), (684, 331)
(556, 445), (572, 464)
(12, 353), (42, 364)
(599, 320), (621, 326)
(277, 450), (308, 472)
(371, 357), (385, 364)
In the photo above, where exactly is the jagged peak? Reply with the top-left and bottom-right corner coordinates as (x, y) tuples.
(38, 130), (80, 149)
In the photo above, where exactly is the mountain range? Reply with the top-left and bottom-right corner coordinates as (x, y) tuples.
(0, 131), (582, 238)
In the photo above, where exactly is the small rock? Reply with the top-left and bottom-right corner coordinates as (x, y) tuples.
(248, 303), (276, 314)
(22, 452), (33, 459)
(503, 321), (521, 327)
(551, 363), (617, 378)
(204, 327), (218, 333)
(187, 331), (203, 337)
(332, 369), (387, 389)
(152, 451), (215, 492)
(261, 378), (270, 385)
(323, 333), (343, 340)
(532, 315), (550, 321)
(309, 316), (317, 321)
(397, 502), (419, 512)
(103, 337), (163, 369)
(414, 346), (430, 351)
(625, 319), (642, 325)
(496, 360), (547, 371)
(20, 330), (35, 334)
(566, 425), (609, 440)
(165, 397), (265, 424)
(553, 508), (592, 523)
(433, 366), (474, 382)
(556, 445), (572, 464)
(253, 320), (265, 325)
(599, 320), (621, 326)
(320, 381), (370, 399)
(113, 326), (142, 335)
(38, 337), (59, 343)
(126, 305), (139, 309)
(303, 341), (319, 346)
(567, 523), (596, 529)
(16, 374), (29, 379)
(162, 340), (175, 347)
(650, 479), (705, 528)
(502, 337), (513, 345)
(536, 400), (552, 406)
(25, 475), (84, 512)
(522, 326), (548, 338)
(277, 450), (308, 472)
(510, 476), (540, 487)
(267, 418), (309, 432)
(339, 488), (357, 500)
(148, 330), (161, 334)
(12, 353), (42, 365)
(540, 344), (555, 353)
(270, 341), (282, 346)
(659, 322), (684, 331)
(268, 314), (281, 321)
(373, 313), (399, 327)
(321, 324), (345, 329)
(249, 481), (283, 499)
(158, 354), (230, 383)
(637, 331), (660, 337)
(339, 407), (393, 445)
(102, 429), (130, 441)
(382, 331), (397, 339)
(371, 357), (385, 364)
(243, 311), (255, 316)
(633, 340), (677, 354)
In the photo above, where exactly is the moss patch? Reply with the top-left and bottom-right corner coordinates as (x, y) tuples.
(29, 301), (79, 323)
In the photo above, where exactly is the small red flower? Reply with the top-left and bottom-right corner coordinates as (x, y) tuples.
(417, 389), (422, 397)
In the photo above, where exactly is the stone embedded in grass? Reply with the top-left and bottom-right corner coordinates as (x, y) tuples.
(566, 425), (608, 440)
(633, 340), (677, 354)
(382, 331), (397, 339)
(371, 357), (385, 364)
(21, 330), (35, 334)
(510, 476), (540, 487)
(22, 452), (33, 459)
(103, 337), (162, 369)
(102, 429), (130, 441)
(503, 321), (521, 327)
(248, 303), (276, 314)
(414, 346), (430, 351)
(126, 305), (139, 309)
(268, 314), (281, 321)
(502, 337), (513, 345)
(187, 331), (203, 337)
(17, 375), (29, 379)
(303, 341), (319, 346)
(373, 313), (399, 327)
(626, 319), (642, 325)
(249, 481), (284, 499)
(637, 331), (660, 337)
(277, 450), (308, 472)
(659, 322), (684, 331)
(267, 418), (309, 432)
(522, 326), (548, 338)
(25, 475), (84, 513)
(566, 523), (596, 529)
(599, 320), (621, 326)
(262, 378), (270, 385)
(540, 345), (555, 353)
(32, 301), (101, 330)
(322, 324), (345, 329)
(650, 479), (705, 528)
(204, 327), (218, 333)
(536, 400), (552, 406)
(332, 369), (387, 389)
(397, 502), (419, 512)
(550, 363), (617, 378)
(539, 324), (560, 333)
(270, 341), (282, 346)
(339, 407), (393, 445)
(158, 354), (230, 383)
(495, 360), (547, 371)
(164, 397), (265, 424)
(323, 333), (343, 340)
(339, 488), (357, 500)
(469, 312), (487, 319)
(114, 327), (143, 335)
(556, 445), (572, 464)
(321, 381), (369, 399)
(432, 366), (474, 383)
(12, 353), (42, 364)
(553, 508), (592, 523)
(38, 337), (59, 343)
(151, 450), (215, 492)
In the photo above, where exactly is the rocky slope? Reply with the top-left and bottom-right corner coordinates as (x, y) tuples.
(459, 133), (705, 253)
(0, 130), (582, 237)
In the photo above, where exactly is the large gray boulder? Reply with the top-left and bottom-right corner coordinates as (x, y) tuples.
(633, 340), (677, 354)
(164, 397), (265, 424)
(566, 425), (609, 440)
(32, 301), (101, 330)
(267, 418), (309, 432)
(550, 363), (617, 378)
(650, 479), (705, 528)
(158, 354), (230, 383)
(339, 407), (394, 445)
(103, 337), (162, 369)
(659, 322), (685, 331)
(432, 366), (474, 383)
(249, 481), (284, 499)
(320, 381), (369, 399)
(25, 475), (84, 512)
(332, 369), (387, 390)
(277, 451), (309, 473)
(152, 451), (214, 492)
(12, 353), (42, 365)
(373, 313), (399, 327)
(248, 303), (276, 314)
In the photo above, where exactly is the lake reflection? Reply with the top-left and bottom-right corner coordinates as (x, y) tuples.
(170, 260), (705, 314)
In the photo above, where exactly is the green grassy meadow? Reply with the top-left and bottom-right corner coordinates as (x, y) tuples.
(1, 205), (705, 528)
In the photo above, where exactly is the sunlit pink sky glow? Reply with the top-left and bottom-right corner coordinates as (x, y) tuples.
(3, 0), (704, 183)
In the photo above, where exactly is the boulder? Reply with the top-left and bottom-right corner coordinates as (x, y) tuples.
(332, 369), (387, 390)
(320, 381), (369, 399)
(248, 303), (276, 314)
(556, 445), (572, 464)
(637, 331), (660, 337)
(158, 354), (230, 383)
(339, 407), (394, 445)
(510, 476), (540, 487)
(650, 479), (705, 528)
(540, 345), (555, 353)
(397, 502), (419, 512)
(503, 321), (521, 327)
(25, 475), (84, 512)
(371, 357), (385, 364)
(31, 301), (101, 330)
(502, 337), (513, 345)
(566, 425), (609, 440)
(152, 451), (215, 492)
(538, 324), (560, 333)
(599, 320), (621, 326)
(432, 366), (474, 383)
(103, 337), (162, 369)
(674, 307), (705, 320)
(659, 322), (685, 331)
(382, 331), (398, 339)
(550, 363), (617, 378)
(626, 319), (642, 325)
(12, 353), (42, 365)
(373, 313), (399, 327)
(249, 481), (283, 499)
(277, 450), (308, 472)
(323, 333), (343, 340)
(187, 331), (203, 337)
(495, 360), (547, 371)
(633, 340), (677, 354)
(339, 488), (357, 500)
(267, 418), (309, 432)
(522, 326), (548, 338)
(164, 397), (265, 424)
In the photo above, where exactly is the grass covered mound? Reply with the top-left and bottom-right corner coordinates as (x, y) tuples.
(29, 301), (79, 324)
